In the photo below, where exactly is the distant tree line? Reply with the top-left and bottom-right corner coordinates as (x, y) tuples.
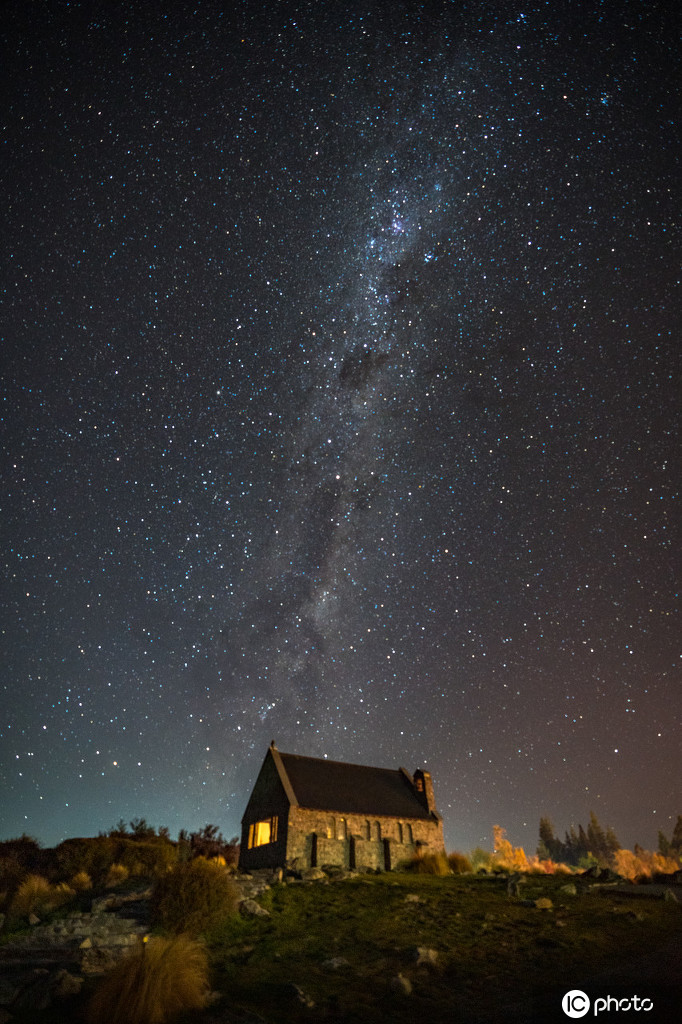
(538, 811), (682, 869)
(537, 811), (621, 868)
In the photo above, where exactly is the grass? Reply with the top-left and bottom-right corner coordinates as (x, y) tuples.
(5, 871), (681, 1023)
(204, 872), (682, 1023)
(86, 935), (209, 1024)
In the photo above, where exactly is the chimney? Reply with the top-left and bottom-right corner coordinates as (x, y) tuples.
(413, 769), (437, 815)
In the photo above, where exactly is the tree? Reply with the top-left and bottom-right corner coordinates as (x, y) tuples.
(537, 817), (562, 861)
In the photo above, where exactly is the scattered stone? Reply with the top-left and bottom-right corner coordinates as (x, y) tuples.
(239, 899), (270, 918)
(79, 936), (92, 949)
(0, 979), (20, 1006)
(12, 971), (52, 1013)
(53, 969), (83, 998)
(559, 883), (578, 896)
(322, 956), (350, 970)
(390, 973), (413, 996)
(28, 913), (40, 926)
(534, 897), (553, 911)
(302, 867), (326, 882)
(284, 983), (315, 1008)
(663, 889), (679, 903)
(413, 947), (439, 967)
(270, 868), (284, 884)
(404, 893), (423, 904)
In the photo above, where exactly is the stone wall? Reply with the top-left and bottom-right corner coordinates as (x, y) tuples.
(285, 807), (444, 871)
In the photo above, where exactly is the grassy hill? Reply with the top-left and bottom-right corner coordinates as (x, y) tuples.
(203, 871), (681, 1023)
(4, 868), (681, 1023)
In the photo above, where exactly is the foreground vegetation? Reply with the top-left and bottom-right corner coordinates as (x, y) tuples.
(1, 819), (680, 1022)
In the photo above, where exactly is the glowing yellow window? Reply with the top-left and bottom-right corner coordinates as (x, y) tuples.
(248, 816), (278, 848)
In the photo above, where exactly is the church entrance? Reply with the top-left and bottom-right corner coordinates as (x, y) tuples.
(383, 838), (391, 871)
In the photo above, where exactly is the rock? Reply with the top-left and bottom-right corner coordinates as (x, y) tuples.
(663, 889), (679, 903)
(53, 969), (84, 998)
(302, 867), (327, 882)
(270, 868), (284, 884)
(390, 973), (413, 996)
(322, 956), (350, 970)
(0, 978), (20, 1006)
(79, 936), (92, 949)
(239, 899), (270, 918)
(284, 983), (315, 1008)
(559, 883), (578, 896)
(534, 897), (553, 910)
(12, 971), (53, 1013)
(404, 893), (423, 904)
(28, 913), (40, 926)
(413, 947), (439, 967)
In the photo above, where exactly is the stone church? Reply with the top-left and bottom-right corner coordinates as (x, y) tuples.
(239, 742), (445, 872)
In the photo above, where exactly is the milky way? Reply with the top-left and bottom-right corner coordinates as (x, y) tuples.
(1, 1), (679, 852)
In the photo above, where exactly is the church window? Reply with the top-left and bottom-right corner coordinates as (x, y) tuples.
(248, 816), (278, 848)
(397, 822), (404, 843)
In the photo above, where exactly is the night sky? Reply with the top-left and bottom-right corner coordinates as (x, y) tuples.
(2, 1), (679, 855)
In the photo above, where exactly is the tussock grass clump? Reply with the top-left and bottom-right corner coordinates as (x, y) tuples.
(70, 870), (93, 891)
(404, 851), (451, 875)
(87, 935), (209, 1024)
(11, 874), (58, 916)
(447, 851), (472, 874)
(105, 862), (130, 888)
(150, 857), (239, 935)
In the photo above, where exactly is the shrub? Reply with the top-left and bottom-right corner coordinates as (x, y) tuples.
(404, 851), (451, 875)
(447, 851), (472, 874)
(70, 870), (93, 891)
(470, 847), (494, 873)
(11, 874), (56, 917)
(105, 863), (130, 888)
(150, 858), (239, 936)
(86, 935), (209, 1024)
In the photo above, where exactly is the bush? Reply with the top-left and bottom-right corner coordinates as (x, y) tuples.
(70, 870), (93, 891)
(404, 851), (451, 875)
(448, 851), (472, 874)
(105, 863), (130, 888)
(150, 858), (239, 936)
(87, 935), (209, 1024)
(10, 874), (68, 917)
(470, 847), (494, 873)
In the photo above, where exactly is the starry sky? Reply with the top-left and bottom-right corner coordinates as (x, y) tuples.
(1, 1), (679, 855)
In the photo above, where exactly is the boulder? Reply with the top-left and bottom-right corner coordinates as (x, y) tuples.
(663, 889), (679, 903)
(53, 969), (84, 998)
(322, 957), (349, 970)
(284, 983), (315, 1008)
(302, 867), (327, 882)
(239, 899), (270, 918)
(534, 897), (553, 910)
(559, 883), (578, 897)
(390, 973), (413, 996)
(413, 947), (439, 967)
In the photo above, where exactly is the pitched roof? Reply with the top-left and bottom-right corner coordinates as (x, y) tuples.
(272, 747), (435, 820)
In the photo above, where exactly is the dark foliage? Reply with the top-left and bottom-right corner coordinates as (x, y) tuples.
(537, 811), (621, 867)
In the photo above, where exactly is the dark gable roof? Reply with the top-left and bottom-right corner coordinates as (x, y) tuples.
(276, 750), (433, 820)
